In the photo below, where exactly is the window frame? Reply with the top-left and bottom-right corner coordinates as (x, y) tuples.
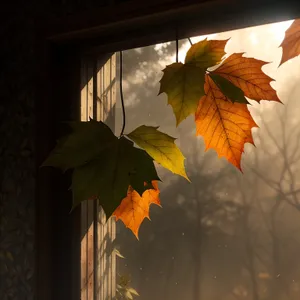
(35, 44), (82, 300)
(35, 2), (300, 300)
(80, 53), (118, 300)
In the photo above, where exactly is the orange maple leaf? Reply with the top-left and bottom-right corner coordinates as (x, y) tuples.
(213, 53), (280, 102)
(195, 74), (258, 170)
(113, 181), (161, 239)
(279, 19), (300, 66)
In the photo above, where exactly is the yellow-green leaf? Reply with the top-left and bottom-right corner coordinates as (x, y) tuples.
(185, 39), (228, 68)
(127, 125), (189, 180)
(158, 62), (205, 125)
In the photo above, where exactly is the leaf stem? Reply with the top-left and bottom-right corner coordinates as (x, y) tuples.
(119, 51), (126, 137)
(175, 28), (179, 63)
(188, 38), (193, 46)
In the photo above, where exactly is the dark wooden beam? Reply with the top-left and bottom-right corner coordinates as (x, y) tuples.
(40, 0), (300, 54)
(42, 0), (210, 40)
(35, 38), (82, 300)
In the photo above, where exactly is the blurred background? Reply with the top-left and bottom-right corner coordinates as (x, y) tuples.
(114, 19), (300, 300)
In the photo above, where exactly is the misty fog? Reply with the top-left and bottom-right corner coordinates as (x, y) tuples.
(114, 19), (300, 300)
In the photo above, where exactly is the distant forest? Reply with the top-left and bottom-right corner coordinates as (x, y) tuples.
(115, 20), (300, 300)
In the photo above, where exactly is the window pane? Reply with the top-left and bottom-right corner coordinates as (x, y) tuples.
(115, 19), (300, 300)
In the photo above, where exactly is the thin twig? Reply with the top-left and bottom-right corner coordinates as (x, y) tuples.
(119, 51), (126, 137)
(188, 37), (193, 46)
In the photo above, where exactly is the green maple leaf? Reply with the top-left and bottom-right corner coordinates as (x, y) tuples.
(127, 125), (189, 181)
(42, 119), (116, 171)
(158, 62), (205, 126)
(71, 137), (133, 217)
(42, 119), (161, 217)
(185, 38), (228, 69)
(70, 135), (160, 217)
(209, 73), (249, 104)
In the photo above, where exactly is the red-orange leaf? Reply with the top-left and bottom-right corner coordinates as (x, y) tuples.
(195, 74), (258, 170)
(279, 19), (300, 66)
(113, 181), (161, 239)
(213, 53), (280, 102)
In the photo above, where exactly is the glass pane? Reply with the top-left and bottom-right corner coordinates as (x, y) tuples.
(115, 19), (300, 300)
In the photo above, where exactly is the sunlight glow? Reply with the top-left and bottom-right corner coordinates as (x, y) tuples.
(270, 20), (294, 43)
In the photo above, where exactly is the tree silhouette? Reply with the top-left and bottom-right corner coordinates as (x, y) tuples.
(114, 27), (300, 300)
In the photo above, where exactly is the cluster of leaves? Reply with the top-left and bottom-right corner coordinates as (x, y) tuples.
(43, 19), (300, 238)
(43, 120), (187, 238)
(159, 40), (281, 169)
(160, 18), (300, 170)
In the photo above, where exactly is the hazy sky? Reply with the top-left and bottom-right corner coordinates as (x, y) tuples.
(117, 19), (300, 177)
(124, 19), (298, 110)
(115, 19), (300, 300)
(77, 19), (300, 300)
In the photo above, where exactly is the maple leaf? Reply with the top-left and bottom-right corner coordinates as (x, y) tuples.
(195, 74), (258, 170)
(113, 181), (161, 239)
(209, 73), (249, 104)
(42, 119), (161, 217)
(127, 125), (189, 180)
(158, 62), (205, 125)
(42, 119), (116, 171)
(71, 136), (134, 216)
(213, 53), (280, 102)
(71, 136), (161, 217)
(279, 19), (300, 66)
(185, 39), (228, 68)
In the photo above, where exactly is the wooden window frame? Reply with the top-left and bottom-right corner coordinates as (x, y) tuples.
(35, 1), (300, 300)
(80, 54), (118, 300)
